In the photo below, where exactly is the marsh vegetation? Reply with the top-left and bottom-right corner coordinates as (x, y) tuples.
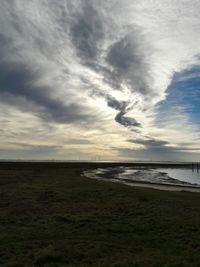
(1, 162), (200, 267)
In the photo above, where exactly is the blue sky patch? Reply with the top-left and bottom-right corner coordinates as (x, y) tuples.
(157, 66), (200, 125)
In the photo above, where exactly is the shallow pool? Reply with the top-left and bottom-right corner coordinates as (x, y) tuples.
(83, 166), (200, 188)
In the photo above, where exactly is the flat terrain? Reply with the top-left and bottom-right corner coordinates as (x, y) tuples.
(1, 162), (200, 267)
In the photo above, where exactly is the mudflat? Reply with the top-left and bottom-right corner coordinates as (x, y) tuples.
(1, 162), (200, 267)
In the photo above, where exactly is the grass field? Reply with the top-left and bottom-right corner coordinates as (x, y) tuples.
(1, 162), (200, 267)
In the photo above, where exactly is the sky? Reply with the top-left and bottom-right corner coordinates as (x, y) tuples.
(0, 0), (200, 161)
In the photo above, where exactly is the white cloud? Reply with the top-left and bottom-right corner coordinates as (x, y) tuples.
(0, 0), (200, 160)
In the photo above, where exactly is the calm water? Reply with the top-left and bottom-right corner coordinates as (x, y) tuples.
(157, 168), (200, 185)
(83, 166), (200, 187)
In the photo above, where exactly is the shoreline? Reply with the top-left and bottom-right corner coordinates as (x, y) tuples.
(123, 180), (200, 192)
(83, 175), (200, 192)
(83, 165), (200, 193)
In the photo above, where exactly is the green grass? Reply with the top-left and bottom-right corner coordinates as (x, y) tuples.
(0, 162), (200, 267)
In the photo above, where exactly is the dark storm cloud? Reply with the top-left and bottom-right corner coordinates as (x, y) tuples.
(0, 34), (13, 60)
(105, 95), (141, 128)
(115, 147), (180, 161)
(123, 138), (176, 159)
(106, 34), (151, 93)
(0, 0), (150, 133)
(128, 138), (169, 147)
(115, 111), (141, 128)
(115, 137), (188, 161)
(0, 62), (93, 124)
(115, 143), (200, 162)
(0, 1), (98, 127)
(106, 95), (127, 111)
(123, 138), (200, 160)
(0, 34), (9, 49)
(70, 1), (151, 97)
(70, 1), (104, 65)
(90, 90), (141, 128)
(0, 0), (199, 162)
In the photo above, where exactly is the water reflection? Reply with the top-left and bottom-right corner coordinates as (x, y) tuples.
(84, 166), (200, 188)
(157, 168), (200, 185)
